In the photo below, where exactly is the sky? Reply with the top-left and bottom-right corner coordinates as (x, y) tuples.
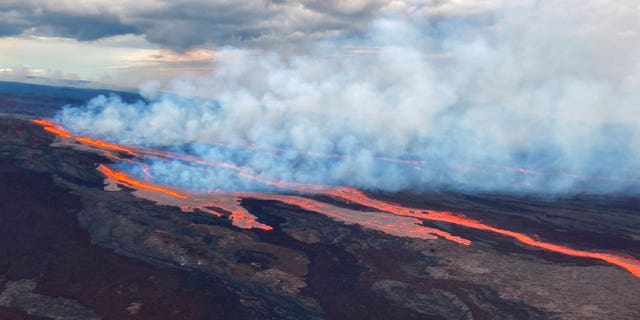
(1, 0), (639, 194)
(43, 0), (640, 194)
(0, 0), (503, 88)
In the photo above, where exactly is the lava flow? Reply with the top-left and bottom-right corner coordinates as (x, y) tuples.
(98, 164), (273, 230)
(76, 137), (141, 157)
(98, 164), (188, 199)
(33, 119), (71, 138)
(241, 193), (471, 245)
(32, 118), (640, 278)
(326, 187), (640, 277)
(94, 163), (469, 243)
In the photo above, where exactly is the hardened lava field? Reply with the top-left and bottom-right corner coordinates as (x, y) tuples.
(1, 82), (639, 319)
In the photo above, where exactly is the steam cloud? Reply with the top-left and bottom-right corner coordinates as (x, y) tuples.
(56, 1), (640, 195)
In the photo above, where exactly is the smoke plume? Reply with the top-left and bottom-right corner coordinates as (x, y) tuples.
(55, 0), (640, 195)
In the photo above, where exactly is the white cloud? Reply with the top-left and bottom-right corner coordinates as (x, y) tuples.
(55, 0), (640, 194)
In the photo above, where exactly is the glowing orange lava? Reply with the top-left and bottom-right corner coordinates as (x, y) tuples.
(195, 195), (273, 230)
(32, 118), (640, 278)
(33, 119), (71, 138)
(326, 187), (640, 277)
(98, 162), (273, 231)
(75, 137), (140, 157)
(98, 164), (189, 199)
(239, 193), (471, 245)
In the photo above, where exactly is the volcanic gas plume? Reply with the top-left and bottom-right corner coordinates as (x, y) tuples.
(53, 4), (640, 195)
(33, 119), (640, 278)
(29, 2), (640, 280)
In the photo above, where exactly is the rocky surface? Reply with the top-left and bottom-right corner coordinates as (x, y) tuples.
(0, 280), (100, 320)
(0, 84), (639, 319)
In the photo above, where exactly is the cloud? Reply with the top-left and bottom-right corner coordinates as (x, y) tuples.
(0, 0), (498, 51)
(38, 11), (139, 41)
(0, 65), (30, 80)
(55, 0), (640, 195)
(0, 64), (81, 84)
(0, 1), (137, 40)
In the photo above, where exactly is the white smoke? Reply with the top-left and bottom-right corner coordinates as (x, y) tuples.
(56, 0), (640, 194)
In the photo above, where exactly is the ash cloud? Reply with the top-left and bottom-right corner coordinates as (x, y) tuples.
(56, 0), (640, 195)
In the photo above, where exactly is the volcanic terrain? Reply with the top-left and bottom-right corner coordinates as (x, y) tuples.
(1, 82), (639, 319)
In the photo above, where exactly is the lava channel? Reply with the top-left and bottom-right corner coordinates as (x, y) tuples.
(32, 118), (640, 278)
(326, 187), (640, 278)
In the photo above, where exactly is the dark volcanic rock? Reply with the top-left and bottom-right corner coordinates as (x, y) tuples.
(1, 87), (639, 320)
(371, 279), (471, 320)
(0, 280), (100, 320)
(0, 116), (309, 319)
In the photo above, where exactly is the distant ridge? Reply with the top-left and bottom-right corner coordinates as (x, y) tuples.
(0, 80), (142, 117)
(5, 76), (135, 93)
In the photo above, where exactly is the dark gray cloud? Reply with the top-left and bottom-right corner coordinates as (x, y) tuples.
(54, 0), (640, 195)
(39, 12), (139, 41)
(0, 2), (137, 40)
(4, 0), (637, 195)
(0, 0), (406, 51)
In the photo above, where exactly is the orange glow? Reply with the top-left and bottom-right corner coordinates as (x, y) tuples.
(98, 164), (189, 199)
(32, 119), (51, 126)
(236, 192), (470, 245)
(33, 119), (140, 156)
(516, 167), (537, 174)
(33, 119), (71, 138)
(75, 137), (140, 157)
(196, 195), (273, 231)
(228, 207), (274, 230)
(32, 118), (640, 278)
(326, 187), (640, 277)
(422, 210), (640, 277)
(97, 163), (272, 231)
(132, 147), (330, 193)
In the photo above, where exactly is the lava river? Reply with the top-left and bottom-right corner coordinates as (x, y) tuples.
(33, 118), (640, 278)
